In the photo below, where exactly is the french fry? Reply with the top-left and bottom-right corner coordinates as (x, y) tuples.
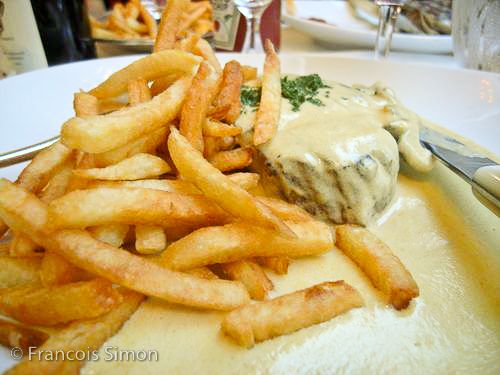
(8, 234), (41, 258)
(208, 148), (254, 172)
(125, 1), (139, 19)
(336, 225), (419, 310)
(203, 119), (242, 137)
(178, 2), (211, 35)
(253, 40), (281, 145)
(128, 78), (152, 104)
(89, 50), (200, 99)
(256, 196), (312, 222)
(40, 252), (90, 287)
(52, 230), (250, 310)
(108, 4), (141, 38)
(0, 180), (49, 253)
(241, 65), (258, 82)
(0, 257), (41, 288)
(150, 73), (182, 96)
(92, 26), (121, 39)
(0, 278), (122, 326)
(203, 136), (220, 158)
(126, 17), (149, 34)
(89, 223), (130, 248)
(85, 173), (257, 194)
(154, 0), (190, 52)
(180, 62), (220, 153)
(6, 289), (144, 375)
(73, 153), (171, 181)
(133, 0), (158, 38)
(226, 172), (260, 190)
(63, 76), (192, 153)
(168, 127), (294, 237)
(192, 18), (214, 37)
(92, 127), (168, 168)
(0, 318), (48, 352)
(186, 266), (218, 280)
(194, 38), (222, 72)
(210, 60), (243, 123)
(221, 281), (363, 347)
(175, 33), (201, 52)
(135, 225), (166, 254)
(255, 256), (290, 275)
(48, 187), (231, 230)
(221, 260), (273, 300)
(161, 220), (334, 271)
(87, 179), (201, 194)
(74, 92), (99, 117)
(39, 159), (74, 203)
(98, 97), (127, 114)
(219, 136), (235, 151)
(0, 242), (9, 255)
(0, 221), (7, 239)
(16, 141), (73, 193)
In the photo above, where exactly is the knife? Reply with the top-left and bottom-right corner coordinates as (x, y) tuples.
(419, 126), (500, 215)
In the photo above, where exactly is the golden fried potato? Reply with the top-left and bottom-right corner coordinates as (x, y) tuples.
(73, 153), (171, 181)
(203, 119), (242, 137)
(40, 252), (90, 287)
(336, 225), (419, 310)
(89, 50), (200, 99)
(208, 148), (254, 172)
(255, 256), (290, 275)
(0, 257), (41, 288)
(221, 260), (273, 300)
(0, 279), (122, 326)
(135, 225), (166, 254)
(89, 223), (129, 248)
(209, 60), (243, 123)
(161, 220), (334, 270)
(154, 0), (190, 51)
(128, 78), (152, 104)
(221, 281), (363, 347)
(0, 318), (48, 352)
(253, 40), (281, 145)
(48, 187), (230, 229)
(6, 289), (143, 375)
(180, 62), (220, 153)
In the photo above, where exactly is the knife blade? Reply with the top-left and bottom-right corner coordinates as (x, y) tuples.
(419, 126), (500, 215)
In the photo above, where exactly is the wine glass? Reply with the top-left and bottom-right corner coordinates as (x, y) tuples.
(234, 0), (273, 53)
(374, 0), (407, 58)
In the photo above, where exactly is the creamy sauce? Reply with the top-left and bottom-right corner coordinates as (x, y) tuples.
(82, 162), (500, 374)
(237, 78), (433, 225)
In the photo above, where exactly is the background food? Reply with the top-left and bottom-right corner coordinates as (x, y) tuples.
(90, 0), (214, 42)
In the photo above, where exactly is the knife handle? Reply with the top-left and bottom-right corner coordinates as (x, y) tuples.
(472, 165), (500, 216)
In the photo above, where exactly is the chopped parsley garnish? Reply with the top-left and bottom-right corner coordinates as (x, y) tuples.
(240, 74), (330, 113)
(281, 74), (330, 111)
(240, 86), (261, 108)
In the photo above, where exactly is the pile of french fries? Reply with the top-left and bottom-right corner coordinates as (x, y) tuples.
(90, 0), (213, 42)
(0, 0), (420, 371)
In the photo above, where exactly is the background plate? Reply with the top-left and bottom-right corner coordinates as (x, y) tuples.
(283, 1), (452, 54)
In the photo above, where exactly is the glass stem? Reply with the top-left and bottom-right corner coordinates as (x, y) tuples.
(374, 5), (403, 58)
(244, 16), (263, 53)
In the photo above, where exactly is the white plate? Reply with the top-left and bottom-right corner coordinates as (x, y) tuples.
(0, 54), (499, 372)
(283, 1), (452, 54)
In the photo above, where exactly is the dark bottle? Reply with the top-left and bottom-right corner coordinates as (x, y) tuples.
(30, 0), (96, 66)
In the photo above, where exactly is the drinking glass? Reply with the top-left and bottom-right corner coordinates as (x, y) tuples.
(452, 0), (500, 72)
(234, 0), (272, 53)
(373, 0), (407, 58)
